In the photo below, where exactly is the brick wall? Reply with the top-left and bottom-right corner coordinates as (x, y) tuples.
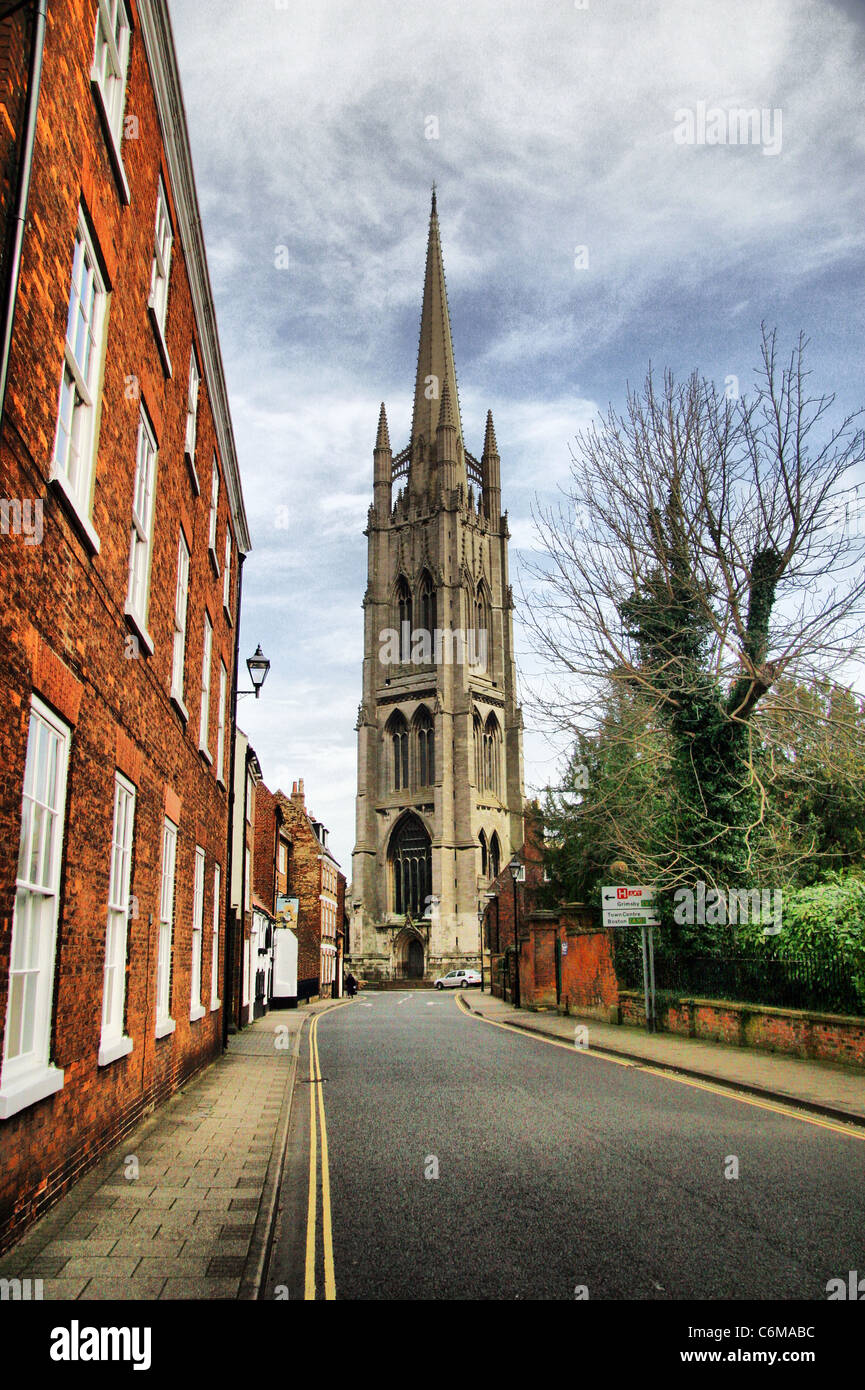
(0, 0), (245, 1253)
(560, 920), (618, 1019)
(275, 782), (323, 999)
(252, 781), (279, 915)
(619, 991), (865, 1067)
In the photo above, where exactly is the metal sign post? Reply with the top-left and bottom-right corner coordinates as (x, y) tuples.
(647, 924), (657, 1033)
(602, 886), (660, 1035)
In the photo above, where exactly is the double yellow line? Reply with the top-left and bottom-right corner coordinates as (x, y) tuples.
(304, 1012), (336, 1300)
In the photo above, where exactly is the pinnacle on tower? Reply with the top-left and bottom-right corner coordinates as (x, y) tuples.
(437, 377), (455, 431)
(375, 401), (391, 450)
(482, 408), (499, 458)
(481, 408), (502, 521)
(411, 189), (463, 449)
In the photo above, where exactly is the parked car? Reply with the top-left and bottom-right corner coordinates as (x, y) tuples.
(434, 968), (481, 989)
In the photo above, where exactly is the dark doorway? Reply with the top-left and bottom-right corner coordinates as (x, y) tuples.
(407, 939), (424, 978)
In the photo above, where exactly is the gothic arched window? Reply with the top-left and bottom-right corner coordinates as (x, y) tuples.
(387, 712), (409, 790)
(489, 832), (501, 880)
(473, 584), (490, 670)
(419, 572), (436, 639)
(396, 576), (412, 646)
(415, 706), (434, 786)
(479, 830), (488, 878)
(390, 814), (432, 918)
(483, 714), (501, 795)
(473, 712), (483, 789)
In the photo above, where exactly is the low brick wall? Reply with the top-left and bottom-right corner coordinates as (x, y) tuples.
(619, 990), (865, 1068)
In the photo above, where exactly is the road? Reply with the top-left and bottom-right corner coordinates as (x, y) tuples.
(263, 990), (865, 1301)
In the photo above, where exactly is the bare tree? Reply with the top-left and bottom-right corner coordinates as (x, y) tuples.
(526, 327), (865, 889)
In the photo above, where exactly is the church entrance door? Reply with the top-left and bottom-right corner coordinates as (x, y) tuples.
(407, 939), (424, 979)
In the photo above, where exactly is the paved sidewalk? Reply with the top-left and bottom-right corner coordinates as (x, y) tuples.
(460, 991), (865, 1125)
(0, 1000), (345, 1300)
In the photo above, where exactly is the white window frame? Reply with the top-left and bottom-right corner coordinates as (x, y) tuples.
(50, 210), (107, 554)
(0, 698), (71, 1118)
(278, 842), (287, 877)
(190, 846), (205, 1021)
(210, 863), (221, 1010)
(199, 613), (213, 757)
(156, 817), (177, 1037)
(90, 0), (132, 202)
(208, 455), (220, 562)
(125, 407), (157, 652)
(242, 935), (251, 1009)
(223, 528), (232, 617)
(171, 531), (190, 718)
(99, 772), (136, 1066)
(148, 178), (173, 372)
(216, 662), (227, 785)
(245, 846), (251, 913)
(184, 347), (200, 482)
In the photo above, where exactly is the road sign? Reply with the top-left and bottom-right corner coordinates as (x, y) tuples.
(601, 885), (660, 928)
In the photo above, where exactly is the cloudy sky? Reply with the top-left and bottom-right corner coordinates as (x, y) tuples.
(169, 0), (865, 872)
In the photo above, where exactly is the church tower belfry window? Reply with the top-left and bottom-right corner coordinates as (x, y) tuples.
(388, 712), (409, 790)
(415, 706), (434, 786)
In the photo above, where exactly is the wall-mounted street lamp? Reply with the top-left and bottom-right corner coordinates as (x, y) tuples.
(237, 644), (271, 699)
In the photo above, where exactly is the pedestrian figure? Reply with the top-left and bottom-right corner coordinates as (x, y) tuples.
(345, 972), (358, 998)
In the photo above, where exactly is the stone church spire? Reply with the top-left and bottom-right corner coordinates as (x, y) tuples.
(411, 188), (464, 454)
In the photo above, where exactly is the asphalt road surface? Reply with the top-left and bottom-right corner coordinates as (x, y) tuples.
(264, 990), (865, 1301)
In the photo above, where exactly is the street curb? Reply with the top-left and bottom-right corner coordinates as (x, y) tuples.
(456, 994), (865, 1132)
(241, 999), (350, 1300)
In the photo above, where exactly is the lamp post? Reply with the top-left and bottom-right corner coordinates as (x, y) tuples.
(238, 644), (271, 700)
(478, 890), (496, 993)
(223, 642), (272, 1049)
(508, 855), (522, 1008)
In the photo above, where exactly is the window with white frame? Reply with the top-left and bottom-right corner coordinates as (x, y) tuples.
(199, 613), (213, 754)
(0, 698), (71, 1118)
(210, 863), (221, 1009)
(171, 532), (190, 709)
(156, 818), (177, 1035)
(223, 529), (232, 614)
(208, 455), (219, 555)
(91, 0), (131, 161)
(278, 842), (287, 877)
(100, 772), (136, 1065)
(245, 846), (251, 912)
(126, 409), (157, 639)
(184, 348), (200, 465)
(216, 662), (227, 783)
(52, 212), (107, 533)
(190, 846), (205, 1020)
(148, 179), (173, 344)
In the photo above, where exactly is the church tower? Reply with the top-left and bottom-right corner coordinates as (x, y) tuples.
(350, 191), (525, 983)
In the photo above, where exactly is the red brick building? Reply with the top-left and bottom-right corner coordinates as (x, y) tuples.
(275, 781), (344, 1001)
(0, 0), (250, 1252)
